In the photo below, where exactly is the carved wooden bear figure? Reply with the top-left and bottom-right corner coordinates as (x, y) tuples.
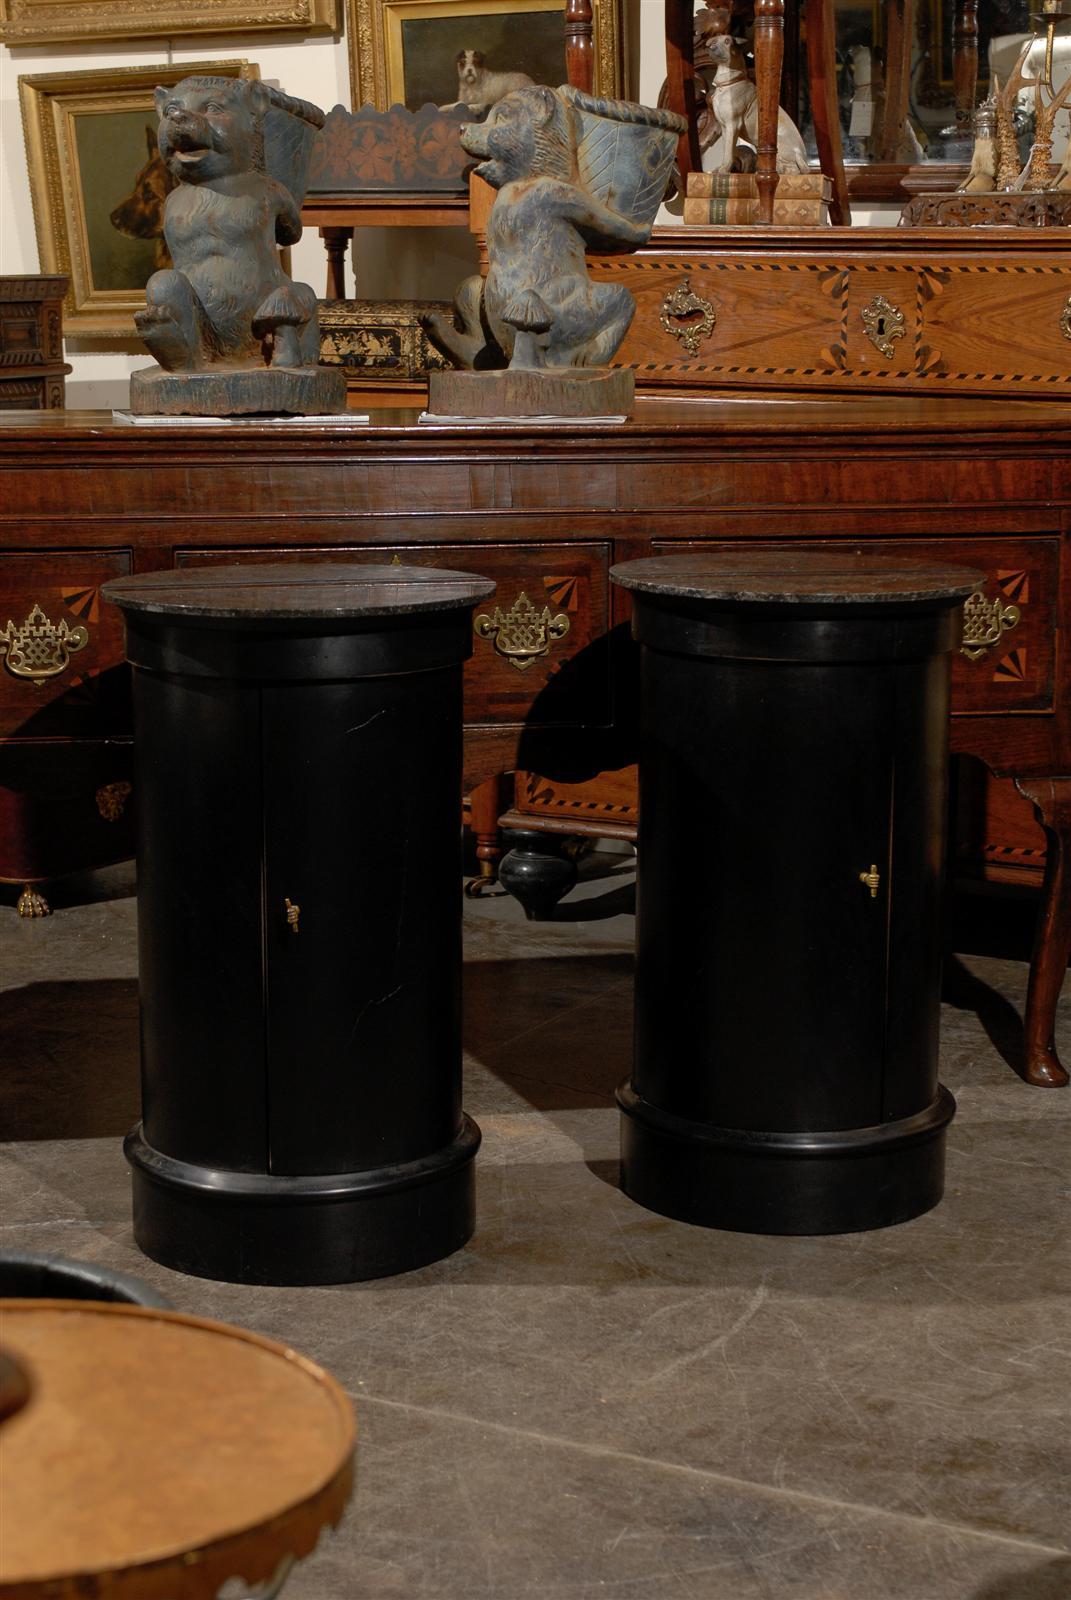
(425, 86), (647, 371)
(136, 76), (318, 373)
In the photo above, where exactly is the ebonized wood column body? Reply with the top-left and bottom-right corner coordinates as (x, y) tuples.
(104, 564), (494, 1285)
(611, 553), (982, 1235)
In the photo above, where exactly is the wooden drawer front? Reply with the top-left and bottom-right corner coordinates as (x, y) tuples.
(650, 538), (1058, 714)
(516, 765), (639, 828)
(0, 551), (132, 739)
(176, 544), (611, 727)
(598, 250), (1071, 396)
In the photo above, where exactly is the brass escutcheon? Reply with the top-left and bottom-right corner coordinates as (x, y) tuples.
(474, 592), (571, 672)
(284, 897), (301, 934)
(860, 295), (906, 360)
(659, 279), (718, 357)
(859, 864), (881, 899)
(960, 590), (1021, 661)
(1061, 297), (1071, 342)
(0, 602), (88, 685)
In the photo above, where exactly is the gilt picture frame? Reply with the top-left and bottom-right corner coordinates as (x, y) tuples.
(19, 61), (258, 340)
(346, 0), (625, 112)
(0, 0), (336, 46)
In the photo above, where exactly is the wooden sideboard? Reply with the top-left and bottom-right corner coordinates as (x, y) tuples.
(0, 396), (1067, 1088)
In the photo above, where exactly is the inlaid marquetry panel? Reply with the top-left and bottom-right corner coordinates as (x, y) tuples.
(594, 232), (1071, 396)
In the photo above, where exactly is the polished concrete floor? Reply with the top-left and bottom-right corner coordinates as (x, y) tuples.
(1, 852), (1068, 1599)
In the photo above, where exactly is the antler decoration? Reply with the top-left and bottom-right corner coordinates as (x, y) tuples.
(1023, 67), (1071, 189)
(994, 43), (1037, 189)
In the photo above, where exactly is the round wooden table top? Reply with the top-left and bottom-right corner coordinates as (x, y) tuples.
(0, 1301), (356, 1600)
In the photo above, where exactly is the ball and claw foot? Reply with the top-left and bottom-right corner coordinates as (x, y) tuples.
(16, 885), (50, 917)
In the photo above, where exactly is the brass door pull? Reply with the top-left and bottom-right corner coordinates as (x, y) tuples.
(858, 865), (881, 899)
(284, 897), (301, 934)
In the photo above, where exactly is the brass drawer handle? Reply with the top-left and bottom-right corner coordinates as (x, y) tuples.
(859, 865), (881, 899)
(960, 590), (1021, 661)
(96, 781), (132, 822)
(0, 602), (88, 685)
(659, 279), (717, 356)
(284, 897), (301, 934)
(474, 592), (570, 673)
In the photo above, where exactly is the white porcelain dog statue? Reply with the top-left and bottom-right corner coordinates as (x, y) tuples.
(448, 50), (534, 112)
(705, 34), (808, 172)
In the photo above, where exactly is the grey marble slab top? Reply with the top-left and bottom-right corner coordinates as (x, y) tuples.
(610, 553), (985, 605)
(102, 563), (496, 620)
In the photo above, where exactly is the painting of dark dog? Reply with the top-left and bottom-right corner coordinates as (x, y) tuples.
(109, 124), (174, 274)
(74, 110), (176, 290)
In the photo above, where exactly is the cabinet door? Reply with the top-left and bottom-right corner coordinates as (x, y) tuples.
(262, 671), (463, 1177)
(636, 652), (894, 1134)
(134, 671), (267, 1172)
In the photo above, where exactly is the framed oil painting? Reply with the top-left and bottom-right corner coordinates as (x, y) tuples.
(346, 0), (625, 112)
(0, 0), (335, 46)
(19, 62), (258, 339)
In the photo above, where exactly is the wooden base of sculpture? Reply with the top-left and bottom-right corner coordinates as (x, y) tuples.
(900, 191), (1071, 228)
(426, 366), (634, 418)
(130, 365), (348, 417)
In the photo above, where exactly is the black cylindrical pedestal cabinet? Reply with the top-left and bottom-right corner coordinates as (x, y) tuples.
(103, 563), (495, 1285)
(610, 553), (983, 1236)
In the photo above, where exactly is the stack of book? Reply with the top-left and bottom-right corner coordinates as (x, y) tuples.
(682, 171), (832, 226)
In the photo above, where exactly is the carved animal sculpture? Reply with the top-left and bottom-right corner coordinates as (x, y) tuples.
(424, 86), (649, 371)
(450, 50), (534, 112)
(705, 34), (809, 173)
(110, 125), (175, 270)
(135, 76), (321, 373)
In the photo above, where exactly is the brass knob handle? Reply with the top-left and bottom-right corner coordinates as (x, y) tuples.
(284, 897), (301, 934)
(858, 865), (881, 899)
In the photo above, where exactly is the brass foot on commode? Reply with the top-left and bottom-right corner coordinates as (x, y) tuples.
(16, 885), (50, 917)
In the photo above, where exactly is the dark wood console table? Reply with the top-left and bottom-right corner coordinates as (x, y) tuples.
(0, 397), (1067, 1088)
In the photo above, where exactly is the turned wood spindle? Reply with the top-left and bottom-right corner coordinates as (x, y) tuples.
(753, 0), (785, 224)
(953, 0), (980, 132)
(565, 0), (595, 94)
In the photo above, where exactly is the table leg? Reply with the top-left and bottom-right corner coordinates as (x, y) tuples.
(465, 774), (509, 897)
(878, 0), (917, 162)
(322, 228), (353, 300)
(664, 0), (703, 185)
(754, 0), (785, 223)
(1016, 777), (1071, 1087)
(805, 0), (852, 224)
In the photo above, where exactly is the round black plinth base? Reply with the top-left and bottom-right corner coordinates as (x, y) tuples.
(617, 1085), (955, 1236)
(125, 1118), (480, 1285)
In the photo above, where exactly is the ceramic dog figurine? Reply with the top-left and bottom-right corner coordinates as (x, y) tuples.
(130, 75), (345, 416)
(424, 85), (684, 414)
(705, 34), (809, 172)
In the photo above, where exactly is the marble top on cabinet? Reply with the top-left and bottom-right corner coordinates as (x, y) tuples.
(102, 563), (496, 620)
(610, 553), (984, 605)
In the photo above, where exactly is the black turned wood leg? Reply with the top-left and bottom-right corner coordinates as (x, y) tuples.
(497, 829), (579, 920)
(1016, 777), (1071, 1088)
